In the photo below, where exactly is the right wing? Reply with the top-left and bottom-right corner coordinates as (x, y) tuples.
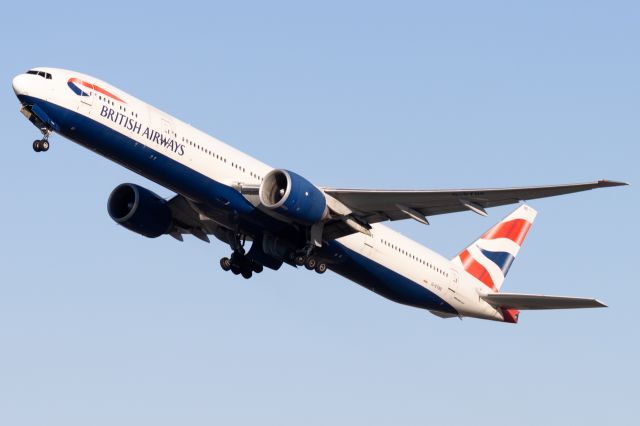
(481, 293), (607, 310)
(165, 194), (246, 244)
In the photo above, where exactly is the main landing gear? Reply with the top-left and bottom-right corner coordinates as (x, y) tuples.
(294, 253), (327, 274)
(33, 129), (51, 152)
(220, 250), (263, 279)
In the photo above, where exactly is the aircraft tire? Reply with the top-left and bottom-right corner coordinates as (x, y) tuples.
(305, 257), (317, 270)
(220, 257), (232, 271)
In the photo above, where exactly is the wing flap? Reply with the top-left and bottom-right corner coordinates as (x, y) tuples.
(481, 293), (607, 310)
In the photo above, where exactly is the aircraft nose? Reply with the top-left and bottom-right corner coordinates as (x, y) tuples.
(12, 74), (29, 97)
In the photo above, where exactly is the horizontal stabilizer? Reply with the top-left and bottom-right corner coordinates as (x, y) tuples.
(481, 293), (607, 310)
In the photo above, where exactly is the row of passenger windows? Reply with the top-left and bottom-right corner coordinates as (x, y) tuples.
(94, 87), (259, 181)
(97, 94), (139, 118)
(116, 103), (139, 118)
(180, 136), (264, 181)
(27, 70), (52, 80)
(380, 238), (448, 277)
(100, 96), (116, 107)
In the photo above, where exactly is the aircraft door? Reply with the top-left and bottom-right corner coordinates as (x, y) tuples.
(362, 240), (375, 257)
(75, 78), (93, 115)
(80, 83), (93, 106)
(361, 233), (378, 259)
(448, 269), (460, 292)
(161, 117), (175, 143)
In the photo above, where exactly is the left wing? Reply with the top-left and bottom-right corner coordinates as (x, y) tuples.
(481, 293), (607, 310)
(320, 180), (626, 239)
(323, 180), (626, 223)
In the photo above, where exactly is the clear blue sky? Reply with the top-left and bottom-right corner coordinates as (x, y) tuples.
(1, 1), (637, 425)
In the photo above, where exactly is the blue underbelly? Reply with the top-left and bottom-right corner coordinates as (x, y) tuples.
(323, 241), (457, 314)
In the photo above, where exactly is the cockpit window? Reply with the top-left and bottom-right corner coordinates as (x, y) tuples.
(26, 70), (52, 80)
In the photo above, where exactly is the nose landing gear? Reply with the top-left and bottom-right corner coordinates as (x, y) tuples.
(32, 139), (49, 152)
(32, 128), (51, 152)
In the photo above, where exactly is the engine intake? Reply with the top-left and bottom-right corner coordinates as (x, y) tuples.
(259, 169), (328, 224)
(107, 183), (172, 238)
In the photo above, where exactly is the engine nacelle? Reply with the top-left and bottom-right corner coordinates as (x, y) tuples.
(107, 183), (172, 238)
(259, 169), (328, 224)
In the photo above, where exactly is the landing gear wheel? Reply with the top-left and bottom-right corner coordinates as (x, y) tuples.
(226, 250), (262, 278)
(32, 139), (49, 152)
(305, 257), (317, 270)
(220, 257), (232, 271)
(294, 255), (306, 266)
(315, 263), (327, 274)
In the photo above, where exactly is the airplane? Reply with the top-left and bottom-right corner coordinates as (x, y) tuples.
(12, 67), (627, 323)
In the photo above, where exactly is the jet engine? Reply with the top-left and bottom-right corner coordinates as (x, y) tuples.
(107, 183), (172, 238)
(258, 169), (328, 224)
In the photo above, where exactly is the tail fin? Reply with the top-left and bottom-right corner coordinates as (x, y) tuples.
(452, 204), (537, 292)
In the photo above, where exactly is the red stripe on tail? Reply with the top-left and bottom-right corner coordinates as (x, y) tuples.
(459, 249), (496, 290)
(502, 308), (520, 324)
(482, 218), (531, 246)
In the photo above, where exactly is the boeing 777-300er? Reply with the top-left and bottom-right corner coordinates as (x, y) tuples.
(12, 67), (627, 323)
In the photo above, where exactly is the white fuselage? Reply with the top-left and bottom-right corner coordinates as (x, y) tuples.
(12, 67), (506, 322)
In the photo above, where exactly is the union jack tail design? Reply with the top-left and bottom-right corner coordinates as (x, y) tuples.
(452, 204), (537, 293)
